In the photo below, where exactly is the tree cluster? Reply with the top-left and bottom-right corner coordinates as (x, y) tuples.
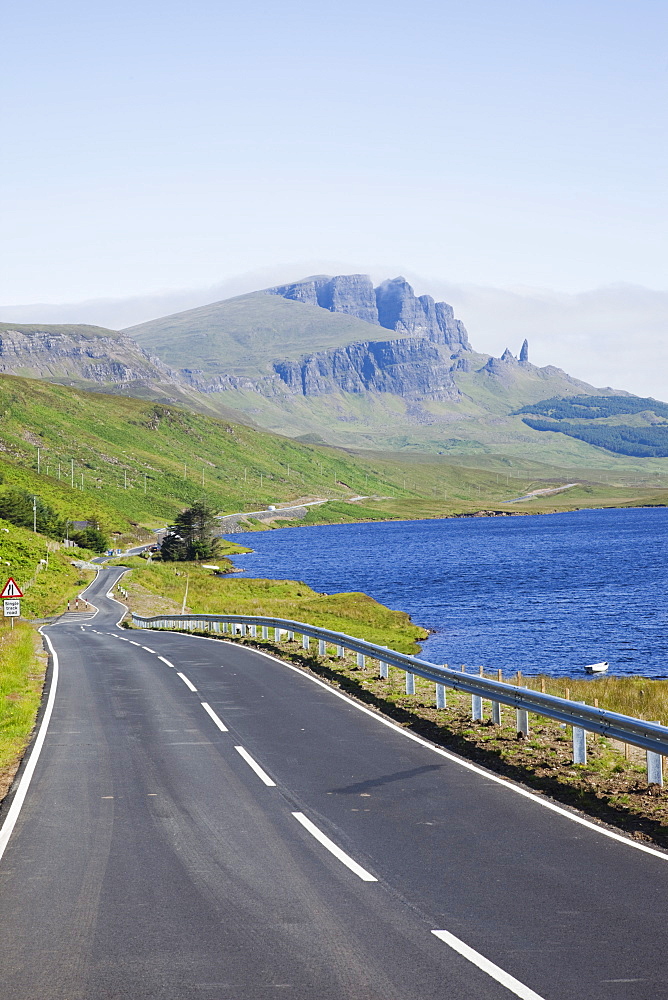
(0, 489), (109, 551)
(521, 418), (668, 458)
(518, 394), (668, 421)
(161, 501), (220, 562)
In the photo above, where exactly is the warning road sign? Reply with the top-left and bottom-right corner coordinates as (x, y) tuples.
(3, 599), (21, 617)
(1, 578), (23, 598)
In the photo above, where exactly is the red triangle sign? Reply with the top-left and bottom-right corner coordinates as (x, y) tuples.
(1, 578), (23, 598)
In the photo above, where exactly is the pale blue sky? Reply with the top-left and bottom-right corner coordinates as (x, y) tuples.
(1, 0), (666, 303)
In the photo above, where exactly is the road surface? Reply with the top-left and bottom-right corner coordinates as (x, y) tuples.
(0, 565), (666, 999)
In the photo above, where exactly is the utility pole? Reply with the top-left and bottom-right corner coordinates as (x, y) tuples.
(71, 459), (74, 488)
(201, 467), (205, 486)
(32, 496), (37, 532)
(58, 463), (61, 480)
(144, 473), (147, 494)
(244, 468), (247, 483)
(124, 470), (127, 490)
(37, 447), (40, 475)
(80, 474), (84, 490)
(184, 463), (187, 480)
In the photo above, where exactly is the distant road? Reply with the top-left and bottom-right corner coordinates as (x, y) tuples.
(215, 495), (371, 530)
(505, 482), (580, 503)
(1, 567), (667, 998)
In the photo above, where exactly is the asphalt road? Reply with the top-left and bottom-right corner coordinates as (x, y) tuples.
(1, 566), (667, 999)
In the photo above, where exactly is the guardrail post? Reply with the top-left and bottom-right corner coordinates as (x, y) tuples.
(472, 694), (483, 721)
(380, 660), (389, 679)
(240, 624), (246, 637)
(302, 634), (310, 650)
(250, 625), (257, 638)
(213, 621), (220, 633)
(319, 639), (326, 655)
(262, 626), (269, 640)
(356, 653), (365, 669)
(516, 708), (529, 738)
(647, 722), (664, 786)
(572, 702), (587, 764)
(337, 645), (345, 657)
(435, 683), (446, 709)
(406, 671), (415, 695)
(288, 630), (295, 640)
(491, 700), (501, 725)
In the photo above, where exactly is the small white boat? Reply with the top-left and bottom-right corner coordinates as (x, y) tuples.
(584, 661), (609, 674)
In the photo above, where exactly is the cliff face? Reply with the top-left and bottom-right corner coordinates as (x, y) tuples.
(267, 273), (471, 351)
(374, 277), (470, 350)
(0, 325), (181, 385)
(273, 338), (460, 400)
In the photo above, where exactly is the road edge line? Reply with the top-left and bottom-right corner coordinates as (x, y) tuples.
(0, 628), (59, 862)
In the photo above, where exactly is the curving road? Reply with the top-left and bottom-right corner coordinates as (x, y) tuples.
(0, 566), (666, 999)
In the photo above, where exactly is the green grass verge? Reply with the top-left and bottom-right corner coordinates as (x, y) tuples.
(0, 623), (47, 799)
(118, 559), (427, 654)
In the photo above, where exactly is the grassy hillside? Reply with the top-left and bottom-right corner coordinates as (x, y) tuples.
(0, 519), (94, 618)
(0, 374), (664, 545)
(0, 373), (548, 534)
(125, 292), (408, 378)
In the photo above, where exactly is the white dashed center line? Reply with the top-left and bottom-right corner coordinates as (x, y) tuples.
(128, 641), (141, 647)
(430, 930), (546, 1000)
(177, 672), (197, 692)
(142, 646), (156, 653)
(158, 656), (175, 668)
(292, 812), (377, 881)
(234, 746), (276, 786)
(201, 703), (228, 731)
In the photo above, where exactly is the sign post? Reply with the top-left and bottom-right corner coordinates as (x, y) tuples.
(1, 580), (23, 629)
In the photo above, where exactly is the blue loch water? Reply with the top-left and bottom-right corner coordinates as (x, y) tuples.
(225, 506), (667, 678)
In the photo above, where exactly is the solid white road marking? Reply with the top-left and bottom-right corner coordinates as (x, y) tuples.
(431, 930), (546, 1000)
(292, 812), (377, 882)
(0, 630), (59, 861)
(201, 702), (228, 731)
(177, 672), (197, 692)
(234, 746), (276, 786)
(142, 646), (156, 653)
(158, 656), (175, 668)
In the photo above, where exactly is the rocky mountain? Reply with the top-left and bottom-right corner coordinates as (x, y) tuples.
(266, 274), (471, 351)
(1, 275), (658, 469)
